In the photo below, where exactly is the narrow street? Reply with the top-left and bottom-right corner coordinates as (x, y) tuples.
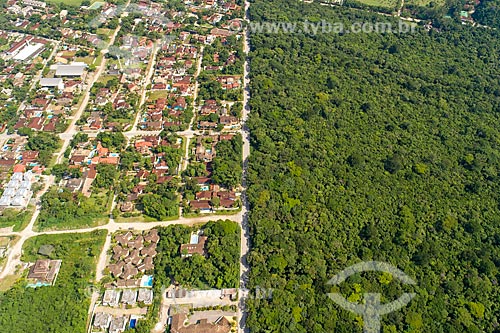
(180, 46), (205, 173)
(237, 1), (252, 332)
(130, 41), (160, 133)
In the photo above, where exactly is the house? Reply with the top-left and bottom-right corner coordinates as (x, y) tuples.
(93, 312), (112, 331)
(196, 191), (213, 200)
(128, 235), (144, 250)
(40, 78), (64, 91)
(180, 233), (208, 257)
(121, 201), (134, 212)
(15, 151), (33, 165)
(122, 263), (139, 279)
(189, 200), (211, 213)
(22, 0), (46, 8)
(219, 116), (238, 126)
(140, 243), (157, 258)
(27, 259), (62, 286)
(112, 245), (129, 261)
(219, 134), (234, 141)
(108, 262), (125, 278)
(103, 289), (121, 307)
(55, 63), (87, 77)
(198, 121), (217, 129)
(170, 314), (232, 333)
(121, 289), (137, 305)
(116, 232), (134, 246)
(109, 316), (128, 333)
(65, 178), (83, 192)
(144, 229), (159, 244)
(219, 199), (236, 209)
(137, 288), (153, 305)
(137, 256), (154, 272)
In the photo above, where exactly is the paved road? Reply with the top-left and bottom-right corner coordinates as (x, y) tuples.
(180, 46), (205, 172)
(56, 23), (122, 165)
(130, 41), (160, 132)
(237, 2), (252, 332)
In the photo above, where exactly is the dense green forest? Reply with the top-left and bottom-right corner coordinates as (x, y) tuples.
(0, 231), (106, 333)
(37, 187), (110, 231)
(472, 0), (500, 28)
(212, 134), (243, 188)
(245, 0), (500, 332)
(155, 220), (240, 289)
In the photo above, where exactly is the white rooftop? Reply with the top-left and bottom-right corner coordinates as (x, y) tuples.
(55, 64), (87, 77)
(13, 43), (44, 61)
(40, 78), (63, 87)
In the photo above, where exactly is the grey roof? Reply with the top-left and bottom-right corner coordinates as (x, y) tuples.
(38, 244), (55, 256)
(121, 289), (137, 304)
(55, 64), (86, 77)
(137, 288), (153, 304)
(40, 78), (63, 87)
(0, 196), (11, 206)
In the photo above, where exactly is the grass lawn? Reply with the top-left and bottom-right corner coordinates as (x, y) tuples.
(0, 272), (22, 292)
(114, 214), (158, 223)
(0, 231), (106, 333)
(404, 0), (446, 7)
(349, 0), (399, 8)
(96, 28), (113, 37)
(0, 205), (35, 232)
(46, 0), (85, 6)
(97, 75), (117, 84)
(94, 53), (104, 66)
(148, 90), (170, 101)
(74, 56), (96, 65)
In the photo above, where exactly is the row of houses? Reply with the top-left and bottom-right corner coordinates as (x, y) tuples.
(102, 288), (153, 307)
(0, 171), (34, 207)
(106, 230), (159, 283)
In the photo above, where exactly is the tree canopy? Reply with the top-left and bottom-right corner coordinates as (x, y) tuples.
(245, 0), (500, 332)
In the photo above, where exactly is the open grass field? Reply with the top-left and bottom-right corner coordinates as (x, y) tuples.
(114, 214), (159, 223)
(148, 90), (170, 101)
(74, 56), (96, 65)
(404, 0), (446, 7)
(96, 28), (113, 38)
(97, 74), (117, 84)
(349, 0), (399, 8)
(46, 0), (87, 6)
(0, 205), (35, 232)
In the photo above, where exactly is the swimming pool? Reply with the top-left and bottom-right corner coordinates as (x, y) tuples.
(129, 319), (137, 328)
(140, 275), (153, 287)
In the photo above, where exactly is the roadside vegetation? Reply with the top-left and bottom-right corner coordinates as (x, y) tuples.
(246, 1), (500, 332)
(0, 205), (35, 232)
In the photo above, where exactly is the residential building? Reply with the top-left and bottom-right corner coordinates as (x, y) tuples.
(27, 259), (62, 286)
(180, 233), (208, 257)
